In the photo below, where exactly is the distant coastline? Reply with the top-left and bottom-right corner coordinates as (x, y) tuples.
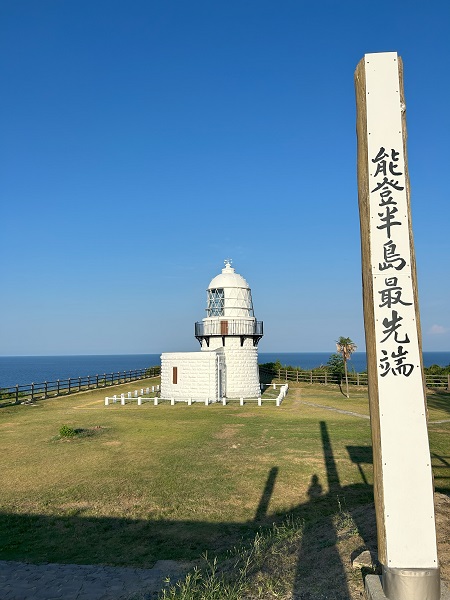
(1, 351), (450, 388)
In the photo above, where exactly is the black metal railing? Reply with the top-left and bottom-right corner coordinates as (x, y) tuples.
(195, 320), (263, 337)
(0, 366), (161, 407)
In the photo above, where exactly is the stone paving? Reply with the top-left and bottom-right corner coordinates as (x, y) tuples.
(0, 559), (187, 600)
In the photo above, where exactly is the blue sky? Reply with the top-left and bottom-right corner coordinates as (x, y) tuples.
(1, 0), (449, 355)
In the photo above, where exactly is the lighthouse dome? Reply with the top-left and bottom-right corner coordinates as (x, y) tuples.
(207, 261), (250, 290)
(205, 260), (255, 319)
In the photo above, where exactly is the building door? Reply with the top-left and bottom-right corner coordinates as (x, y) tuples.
(220, 320), (228, 335)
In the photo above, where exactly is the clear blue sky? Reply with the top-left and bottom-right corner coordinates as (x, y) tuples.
(1, 0), (449, 355)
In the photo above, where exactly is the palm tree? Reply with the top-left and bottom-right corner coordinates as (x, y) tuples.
(336, 337), (357, 398)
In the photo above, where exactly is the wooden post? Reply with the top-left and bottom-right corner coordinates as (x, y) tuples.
(355, 52), (440, 599)
(15, 385), (19, 403)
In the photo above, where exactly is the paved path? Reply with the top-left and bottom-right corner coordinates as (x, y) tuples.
(0, 559), (187, 600)
(300, 401), (370, 420)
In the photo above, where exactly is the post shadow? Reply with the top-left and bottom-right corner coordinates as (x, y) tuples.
(293, 421), (350, 599)
(254, 466), (278, 522)
(346, 446), (373, 485)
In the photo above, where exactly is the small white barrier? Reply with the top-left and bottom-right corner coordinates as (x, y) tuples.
(275, 383), (289, 406)
(104, 385), (288, 408)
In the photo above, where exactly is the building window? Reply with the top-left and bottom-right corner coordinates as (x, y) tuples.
(207, 288), (224, 316)
(173, 367), (178, 384)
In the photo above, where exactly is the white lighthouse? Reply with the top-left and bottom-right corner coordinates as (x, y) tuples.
(160, 261), (263, 402)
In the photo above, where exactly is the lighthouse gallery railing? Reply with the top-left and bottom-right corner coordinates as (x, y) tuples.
(195, 320), (263, 337)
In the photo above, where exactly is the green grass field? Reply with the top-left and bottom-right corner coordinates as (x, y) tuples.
(0, 378), (449, 598)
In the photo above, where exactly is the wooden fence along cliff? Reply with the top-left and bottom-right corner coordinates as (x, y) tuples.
(0, 365), (448, 408)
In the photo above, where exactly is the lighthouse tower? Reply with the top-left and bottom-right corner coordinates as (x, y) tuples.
(194, 260), (263, 399)
(160, 260), (263, 402)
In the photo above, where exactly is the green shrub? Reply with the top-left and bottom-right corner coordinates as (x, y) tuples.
(59, 425), (76, 438)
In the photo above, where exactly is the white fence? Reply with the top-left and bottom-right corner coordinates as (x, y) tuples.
(105, 383), (288, 407)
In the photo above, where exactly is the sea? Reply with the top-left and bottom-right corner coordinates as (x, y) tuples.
(1, 351), (450, 388)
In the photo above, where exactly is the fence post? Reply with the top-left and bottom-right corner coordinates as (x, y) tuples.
(15, 385), (19, 403)
(68, 378), (71, 393)
(87, 375), (90, 389)
(296, 370), (299, 383)
(285, 369), (288, 381)
(78, 377), (81, 392)
(357, 373), (360, 386)
(325, 371), (327, 384)
(31, 383), (34, 402)
(44, 381), (48, 399)
(278, 369), (280, 380)
(310, 371), (313, 384)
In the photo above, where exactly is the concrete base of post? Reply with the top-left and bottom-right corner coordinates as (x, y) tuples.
(365, 571), (449, 600)
(154, 398), (158, 406)
(240, 397), (244, 406)
(257, 397), (262, 406)
(222, 398), (226, 405)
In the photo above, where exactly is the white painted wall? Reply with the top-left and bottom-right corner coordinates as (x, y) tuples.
(161, 343), (259, 400)
(223, 344), (260, 398)
(161, 351), (221, 401)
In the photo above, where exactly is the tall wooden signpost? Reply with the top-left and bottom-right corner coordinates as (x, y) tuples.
(355, 53), (442, 600)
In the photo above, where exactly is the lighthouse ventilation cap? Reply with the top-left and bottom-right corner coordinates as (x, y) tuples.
(207, 259), (251, 290)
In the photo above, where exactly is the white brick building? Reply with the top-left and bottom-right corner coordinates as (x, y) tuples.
(160, 261), (263, 402)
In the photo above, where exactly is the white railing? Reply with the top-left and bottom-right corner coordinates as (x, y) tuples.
(105, 385), (287, 407)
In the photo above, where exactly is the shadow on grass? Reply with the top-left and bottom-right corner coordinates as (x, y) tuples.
(0, 419), (446, 599)
(427, 389), (450, 416)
